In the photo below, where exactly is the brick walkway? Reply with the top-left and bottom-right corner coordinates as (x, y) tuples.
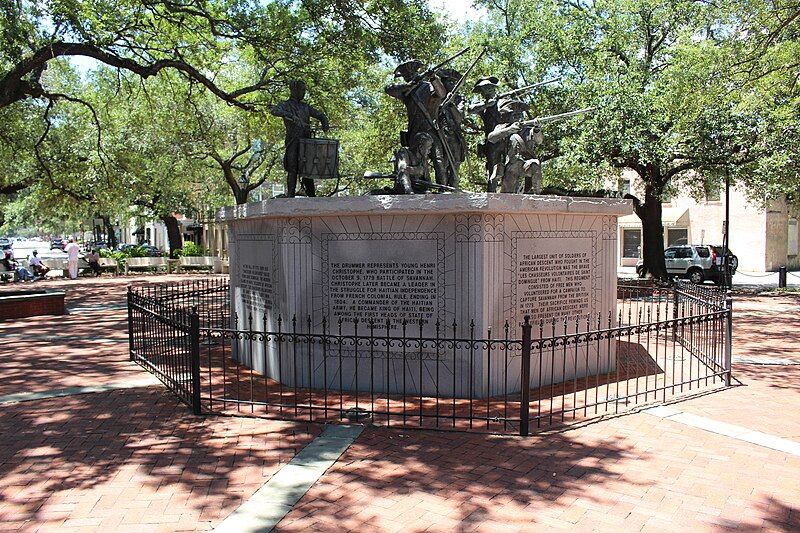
(0, 388), (319, 532)
(0, 275), (320, 532)
(1, 278), (799, 531)
(0, 276), (184, 396)
(270, 292), (800, 532)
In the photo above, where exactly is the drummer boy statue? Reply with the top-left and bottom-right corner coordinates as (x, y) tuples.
(270, 80), (329, 197)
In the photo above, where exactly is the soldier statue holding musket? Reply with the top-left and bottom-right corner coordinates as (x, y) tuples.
(470, 77), (561, 192)
(385, 60), (449, 187)
(271, 79), (329, 197)
(438, 68), (468, 189)
(489, 103), (596, 194)
(469, 76), (502, 191)
(384, 48), (484, 192)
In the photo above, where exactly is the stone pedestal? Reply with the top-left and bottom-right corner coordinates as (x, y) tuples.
(219, 193), (632, 398)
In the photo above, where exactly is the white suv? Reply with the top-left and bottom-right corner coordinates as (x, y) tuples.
(636, 245), (738, 284)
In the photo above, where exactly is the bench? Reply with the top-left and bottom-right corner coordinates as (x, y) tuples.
(124, 257), (172, 275)
(75, 257), (120, 275)
(97, 257), (119, 275)
(0, 262), (13, 282)
(39, 258), (91, 277)
(42, 259), (68, 275)
(175, 256), (222, 274)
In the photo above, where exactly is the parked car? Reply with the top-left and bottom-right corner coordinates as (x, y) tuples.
(138, 245), (164, 257)
(50, 238), (65, 250)
(1, 238), (12, 258)
(84, 241), (108, 251)
(636, 244), (738, 284)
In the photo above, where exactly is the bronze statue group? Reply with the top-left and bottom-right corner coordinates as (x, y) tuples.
(271, 49), (593, 198)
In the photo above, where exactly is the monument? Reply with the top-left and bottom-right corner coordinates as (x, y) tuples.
(220, 194), (631, 398)
(228, 58), (631, 399)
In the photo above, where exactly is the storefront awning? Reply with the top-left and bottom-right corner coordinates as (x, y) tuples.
(618, 207), (689, 228)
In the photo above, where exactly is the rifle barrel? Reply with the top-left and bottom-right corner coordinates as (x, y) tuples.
(499, 77), (561, 98)
(440, 48), (487, 109)
(524, 106), (596, 126)
(426, 47), (471, 78)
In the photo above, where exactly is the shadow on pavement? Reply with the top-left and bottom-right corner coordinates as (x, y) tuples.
(0, 386), (319, 529)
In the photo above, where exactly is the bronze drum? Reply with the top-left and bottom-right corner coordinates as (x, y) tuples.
(298, 138), (339, 180)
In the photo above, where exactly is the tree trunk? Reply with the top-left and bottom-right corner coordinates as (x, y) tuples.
(221, 163), (249, 204)
(160, 215), (183, 258)
(234, 186), (249, 204)
(101, 215), (118, 249)
(632, 187), (668, 280)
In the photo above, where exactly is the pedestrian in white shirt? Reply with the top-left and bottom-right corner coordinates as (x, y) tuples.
(27, 250), (50, 278)
(64, 238), (80, 279)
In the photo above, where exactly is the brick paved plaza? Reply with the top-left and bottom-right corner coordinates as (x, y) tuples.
(1, 276), (799, 531)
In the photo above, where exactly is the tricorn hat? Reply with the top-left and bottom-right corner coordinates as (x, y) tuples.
(394, 59), (424, 79)
(472, 76), (499, 92)
(497, 98), (530, 114)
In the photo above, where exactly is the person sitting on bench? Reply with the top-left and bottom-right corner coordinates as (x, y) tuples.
(85, 249), (102, 276)
(2, 251), (34, 282)
(27, 250), (50, 279)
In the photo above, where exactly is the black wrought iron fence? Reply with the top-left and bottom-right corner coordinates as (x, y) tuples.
(128, 278), (732, 435)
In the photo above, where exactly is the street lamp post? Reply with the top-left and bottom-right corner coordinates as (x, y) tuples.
(723, 169), (731, 289)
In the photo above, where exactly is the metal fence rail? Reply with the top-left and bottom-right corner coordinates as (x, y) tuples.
(128, 278), (733, 435)
(128, 290), (200, 411)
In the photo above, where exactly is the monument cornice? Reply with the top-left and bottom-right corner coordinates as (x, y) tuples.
(217, 193), (633, 221)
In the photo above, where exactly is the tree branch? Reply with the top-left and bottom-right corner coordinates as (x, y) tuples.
(0, 41), (267, 110)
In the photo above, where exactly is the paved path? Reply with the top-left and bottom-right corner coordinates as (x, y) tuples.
(1, 275), (321, 532)
(1, 277), (799, 531)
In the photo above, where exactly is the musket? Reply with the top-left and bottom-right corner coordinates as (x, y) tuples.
(498, 77), (561, 99)
(412, 179), (460, 192)
(439, 47), (488, 110)
(519, 107), (596, 127)
(411, 47), (471, 84)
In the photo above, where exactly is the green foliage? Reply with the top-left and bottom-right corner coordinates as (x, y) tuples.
(98, 248), (127, 266)
(175, 242), (207, 257)
(2, 0), (799, 265)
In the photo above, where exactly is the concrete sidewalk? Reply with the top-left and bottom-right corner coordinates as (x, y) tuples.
(1, 277), (799, 531)
(618, 266), (800, 289)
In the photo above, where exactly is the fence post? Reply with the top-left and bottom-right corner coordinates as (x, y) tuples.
(189, 308), (202, 415)
(520, 316), (532, 437)
(779, 266), (787, 288)
(672, 282), (680, 342)
(724, 296), (732, 387)
(127, 286), (135, 362)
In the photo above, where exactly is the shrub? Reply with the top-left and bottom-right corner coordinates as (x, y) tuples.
(175, 242), (207, 257)
(99, 249), (128, 267)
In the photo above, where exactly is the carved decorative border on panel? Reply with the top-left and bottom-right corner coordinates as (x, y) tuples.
(455, 214), (482, 243)
(484, 214), (505, 242)
(602, 215), (617, 241)
(279, 217), (312, 244)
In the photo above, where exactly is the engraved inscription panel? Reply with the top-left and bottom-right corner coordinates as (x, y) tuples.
(241, 264), (274, 312)
(514, 235), (595, 322)
(329, 261), (437, 324)
(236, 235), (276, 316)
(323, 233), (444, 333)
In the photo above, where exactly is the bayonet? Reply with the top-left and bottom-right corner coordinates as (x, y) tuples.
(498, 77), (561, 99)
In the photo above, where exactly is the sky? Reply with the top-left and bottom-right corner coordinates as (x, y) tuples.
(429, 0), (486, 23)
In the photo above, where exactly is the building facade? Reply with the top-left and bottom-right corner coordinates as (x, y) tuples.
(616, 170), (800, 272)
